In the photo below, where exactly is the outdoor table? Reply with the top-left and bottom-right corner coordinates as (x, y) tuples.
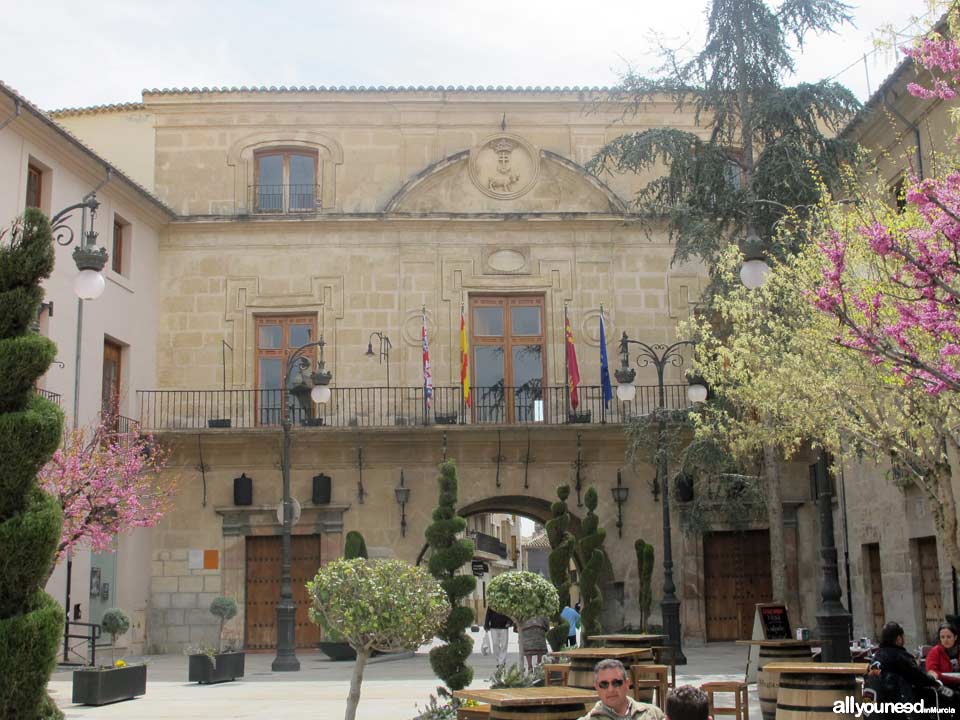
(454, 687), (599, 720)
(560, 646), (653, 690)
(738, 640), (820, 720)
(763, 662), (868, 720)
(588, 634), (667, 648)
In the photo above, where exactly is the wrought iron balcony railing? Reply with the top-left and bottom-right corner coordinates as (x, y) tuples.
(136, 384), (690, 431)
(249, 184), (320, 213)
(35, 387), (62, 405)
(471, 531), (508, 559)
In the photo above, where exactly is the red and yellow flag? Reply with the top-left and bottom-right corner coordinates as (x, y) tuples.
(460, 303), (471, 408)
(565, 306), (581, 409)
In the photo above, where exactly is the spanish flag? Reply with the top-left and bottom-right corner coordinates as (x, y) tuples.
(460, 303), (471, 408)
(565, 305), (581, 409)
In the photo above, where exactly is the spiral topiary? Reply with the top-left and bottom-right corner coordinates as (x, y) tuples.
(545, 484), (576, 651)
(635, 539), (655, 632)
(425, 459), (475, 692)
(0, 209), (65, 720)
(576, 486), (606, 642)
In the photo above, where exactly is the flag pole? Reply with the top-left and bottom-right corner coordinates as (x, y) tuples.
(600, 303), (606, 424)
(422, 304), (427, 426)
(564, 302), (570, 419)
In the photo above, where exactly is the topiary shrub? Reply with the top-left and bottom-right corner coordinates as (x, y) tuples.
(101, 608), (131, 665)
(487, 571), (558, 667)
(425, 460), (476, 692)
(308, 558), (448, 720)
(577, 487), (606, 642)
(0, 209), (65, 720)
(545, 484), (576, 651)
(635, 539), (655, 632)
(344, 531), (368, 560)
(209, 597), (238, 653)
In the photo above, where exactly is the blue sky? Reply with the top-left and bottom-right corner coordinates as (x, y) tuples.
(1, 0), (945, 111)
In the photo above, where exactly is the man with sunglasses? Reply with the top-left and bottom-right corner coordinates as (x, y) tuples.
(578, 659), (666, 719)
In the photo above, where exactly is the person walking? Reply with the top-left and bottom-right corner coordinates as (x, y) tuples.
(561, 603), (581, 647)
(483, 605), (512, 667)
(521, 615), (549, 671)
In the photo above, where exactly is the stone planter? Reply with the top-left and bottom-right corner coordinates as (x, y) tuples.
(72, 664), (147, 706)
(188, 652), (245, 684)
(319, 641), (357, 661)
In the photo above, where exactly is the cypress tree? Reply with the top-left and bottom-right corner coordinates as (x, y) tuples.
(0, 209), (66, 720)
(344, 530), (368, 560)
(545, 484), (576, 651)
(576, 487), (606, 642)
(635, 539), (655, 632)
(425, 460), (475, 692)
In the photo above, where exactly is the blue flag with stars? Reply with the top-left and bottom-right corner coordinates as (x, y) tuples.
(600, 312), (613, 408)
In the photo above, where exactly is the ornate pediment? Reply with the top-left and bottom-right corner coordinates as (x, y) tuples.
(385, 135), (626, 214)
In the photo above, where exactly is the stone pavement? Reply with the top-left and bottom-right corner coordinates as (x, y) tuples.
(49, 632), (756, 719)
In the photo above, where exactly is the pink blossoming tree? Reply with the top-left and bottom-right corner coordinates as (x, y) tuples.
(38, 416), (174, 579)
(813, 12), (960, 396)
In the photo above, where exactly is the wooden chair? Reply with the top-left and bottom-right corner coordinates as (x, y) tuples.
(630, 663), (670, 711)
(651, 645), (677, 688)
(701, 681), (749, 720)
(542, 663), (571, 687)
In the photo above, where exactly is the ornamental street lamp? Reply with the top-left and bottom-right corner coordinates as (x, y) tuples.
(615, 332), (707, 666)
(738, 246), (851, 662)
(273, 337), (332, 672)
(364, 331), (392, 388)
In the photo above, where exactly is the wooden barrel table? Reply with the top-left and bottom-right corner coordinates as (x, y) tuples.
(764, 662), (867, 720)
(738, 639), (818, 720)
(562, 647), (653, 691)
(453, 688), (599, 720)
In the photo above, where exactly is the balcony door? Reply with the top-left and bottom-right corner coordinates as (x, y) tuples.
(470, 296), (546, 423)
(102, 339), (122, 426)
(255, 315), (317, 425)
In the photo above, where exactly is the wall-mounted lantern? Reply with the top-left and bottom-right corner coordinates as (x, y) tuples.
(394, 470), (411, 537)
(611, 468), (630, 537)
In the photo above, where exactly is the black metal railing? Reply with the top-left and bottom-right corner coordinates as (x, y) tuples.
(249, 184), (320, 213)
(35, 387), (62, 405)
(137, 384), (690, 431)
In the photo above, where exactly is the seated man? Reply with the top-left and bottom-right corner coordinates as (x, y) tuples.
(666, 686), (711, 720)
(872, 621), (950, 715)
(578, 659), (665, 720)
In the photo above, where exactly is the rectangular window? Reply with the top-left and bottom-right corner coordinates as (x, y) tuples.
(254, 314), (317, 425)
(254, 150), (318, 213)
(26, 164), (43, 210)
(469, 295), (545, 423)
(102, 339), (123, 429)
(111, 217), (128, 275)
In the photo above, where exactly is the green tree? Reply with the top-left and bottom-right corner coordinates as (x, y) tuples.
(635, 539), (654, 632)
(344, 531), (368, 560)
(424, 460), (476, 692)
(576, 487), (606, 642)
(100, 609), (130, 665)
(0, 209), (65, 720)
(487, 571), (559, 667)
(589, 0), (860, 607)
(545, 484), (576, 651)
(308, 558), (448, 720)
(209, 597), (238, 653)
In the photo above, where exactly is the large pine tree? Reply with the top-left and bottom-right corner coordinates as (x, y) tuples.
(590, 0), (859, 607)
(0, 209), (66, 719)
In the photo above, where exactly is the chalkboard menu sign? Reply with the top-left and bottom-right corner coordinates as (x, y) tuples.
(758, 604), (791, 640)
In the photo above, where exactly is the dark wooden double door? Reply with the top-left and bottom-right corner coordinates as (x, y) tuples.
(245, 534), (323, 650)
(704, 530), (773, 641)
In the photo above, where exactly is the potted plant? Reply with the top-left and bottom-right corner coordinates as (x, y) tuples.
(188, 597), (245, 684)
(72, 608), (147, 706)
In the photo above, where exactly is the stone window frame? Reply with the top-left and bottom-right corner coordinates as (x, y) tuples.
(227, 130), (343, 214)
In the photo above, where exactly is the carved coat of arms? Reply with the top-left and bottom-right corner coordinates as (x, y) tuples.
(469, 134), (539, 200)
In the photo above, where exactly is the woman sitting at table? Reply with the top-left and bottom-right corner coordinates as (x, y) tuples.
(925, 623), (960, 688)
(874, 621), (948, 707)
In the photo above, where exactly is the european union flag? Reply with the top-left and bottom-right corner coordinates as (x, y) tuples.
(600, 313), (612, 408)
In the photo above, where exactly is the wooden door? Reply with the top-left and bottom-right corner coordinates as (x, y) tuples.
(703, 530), (773, 641)
(245, 534), (323, 650)
(866, 544), (885, 641)
(102, 339), (122, 416)
(918, 537), (943, 643)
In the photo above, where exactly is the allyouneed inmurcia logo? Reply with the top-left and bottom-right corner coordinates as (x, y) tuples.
(834, 697), (956, 717)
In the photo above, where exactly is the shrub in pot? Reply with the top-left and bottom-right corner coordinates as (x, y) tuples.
(72, 608), (147, 706)
(319, 531), (367, 661)
(188, 596), (245, 684)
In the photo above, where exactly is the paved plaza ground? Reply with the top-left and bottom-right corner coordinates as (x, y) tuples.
(49, 632), (756, 719)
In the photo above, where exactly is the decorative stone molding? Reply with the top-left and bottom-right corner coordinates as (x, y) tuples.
(482, 247), (530, 275)
(226, 129), (344, 213)
(468, 133), (540, 200)
(214, 504), (350, 536)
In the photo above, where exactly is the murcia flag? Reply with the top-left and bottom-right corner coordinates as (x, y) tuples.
(422, 306), (433, 409)
(565, 305), (581, 410)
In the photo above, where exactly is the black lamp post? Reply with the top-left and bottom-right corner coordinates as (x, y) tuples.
(48, 193), (110, 664)
(273, 337), (332, 672)
(614, 332), (707, 666)
(737, 250), (851, 662)
(394, 470), (411, 537)
(365, 331), (392, 388)
(611, 469), (630, 538)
